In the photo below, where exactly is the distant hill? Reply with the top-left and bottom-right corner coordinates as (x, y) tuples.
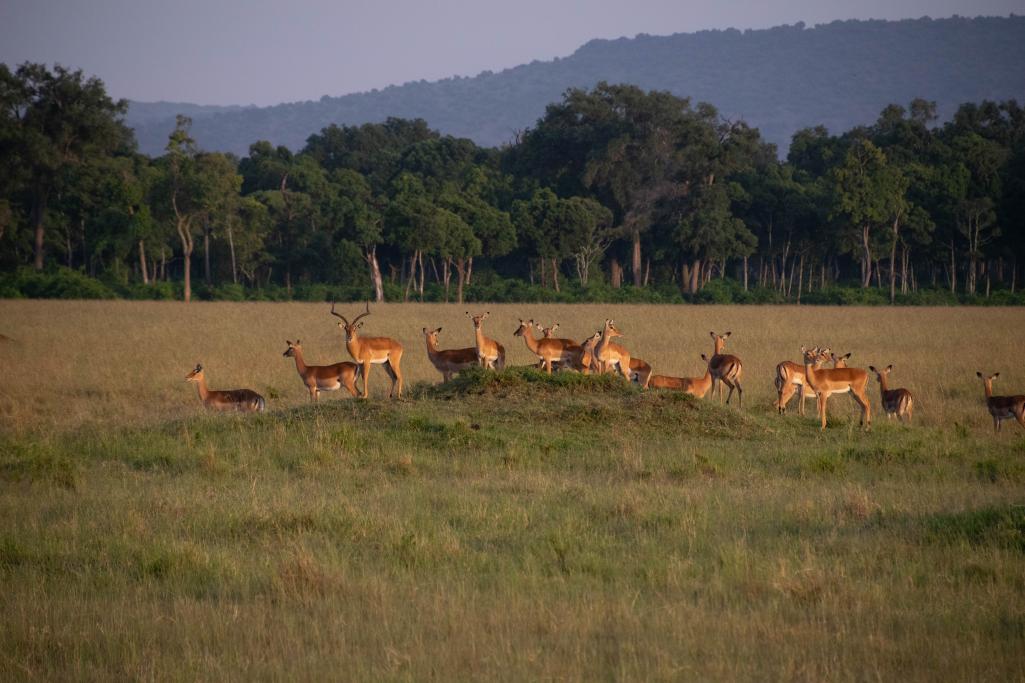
(125, 15), (1025, 157)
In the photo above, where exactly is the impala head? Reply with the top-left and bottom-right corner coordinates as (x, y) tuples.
(330, 301), (371, 341)
(831, 352), (852, 368)
(184, 363), (204, 382)
(868, 364), (893, 382)
(977, 371), (1000, 383)
(603, 319), (623, 339)
(710, 331), (731, 353)
(700, 353), (710, 364)
(282, 340), (302, 357)
(422, 327), (443, 344)
(800, 346), (822, 364)
(536, 322), (559, 338)
(466, 311), (490, 330)
(582, 331), (602, 350)
(513, 318), (534, 337)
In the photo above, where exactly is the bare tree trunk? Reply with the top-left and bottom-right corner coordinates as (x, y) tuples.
(551, 257), (560, 293)
(743, 255), (749, 291)
(366, 245), (384, 302)
(404, 252), (416, 302)
(203, 224), (212, 285)
(442, 257), (451, 302)
(796, 253), (805, 303)
(32, 191), (47, 271)
(466, 257), (473, 286)
(139, 240), (149, 284)
(949, 240), (957, 293)
(861, 224), (873, 288)
(632, 230), (642, 287)
(643, 258), (651, 287)
(689, 259), (701, 294)
(455, 258), (466, 304)
(226, 226), (238, 284)
(429, 256), (441, 284)
(610, 258), (622, 288)
(417, 250), (425, 301)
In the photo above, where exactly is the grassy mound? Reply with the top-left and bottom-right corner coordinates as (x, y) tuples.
(422, 366), (638, 400)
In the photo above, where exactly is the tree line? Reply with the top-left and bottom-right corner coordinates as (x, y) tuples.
(2, 62), (1024, 304)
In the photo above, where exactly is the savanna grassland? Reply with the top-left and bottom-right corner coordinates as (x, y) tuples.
(1, 300), (1024, 681)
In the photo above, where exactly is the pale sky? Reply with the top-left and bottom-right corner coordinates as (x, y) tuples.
(1, 0), (1023, 106)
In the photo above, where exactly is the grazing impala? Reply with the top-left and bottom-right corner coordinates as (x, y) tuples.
(774, 351), (847, 415)
(802, 346), (871, 430)
(629, 357), (653, 387)
(595, 319), (632, 380)
(648, 354), (713, 398)
(868, 365), (914, 423)
(423, 327), (478, 382)
(708, 331), (744, 407)
(184, 364), (265, 413)
(514, 319), (579, 374)
(331, 302), (404, 399)
(976, 372), (1025, 432)
(466, 311), (505, 369)
(283, 340), (361, 400)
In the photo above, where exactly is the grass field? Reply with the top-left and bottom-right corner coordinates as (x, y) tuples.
(2, 301), (1024, 680)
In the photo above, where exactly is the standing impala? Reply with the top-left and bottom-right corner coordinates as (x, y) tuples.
(868, 365), (914, 423)
(331, 302), (404, 399)
(976, 372), (1025, 432)
(708, 331), (744, 407)
(648, 354), (713, 398)
(466, 311), (505, 369)
(569, 331), (602, 374)
(513, 319), (578, 374)
(802, 346), (871, 430)
(423, 327), (478, 382)
(283, 340), (361, 400)
(774, 351), (847, 416)
(184, 364), (265, 413)
(595, 319), (632, 380)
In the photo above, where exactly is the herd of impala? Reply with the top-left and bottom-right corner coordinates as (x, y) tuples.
(184, 303), (1025, 433)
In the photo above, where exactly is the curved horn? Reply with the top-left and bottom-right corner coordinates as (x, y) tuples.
(329, 302), (349, 326)
(351, 301), (372, 326)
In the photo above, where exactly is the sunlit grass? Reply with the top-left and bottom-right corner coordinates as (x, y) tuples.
(1, 301), (1024, 680)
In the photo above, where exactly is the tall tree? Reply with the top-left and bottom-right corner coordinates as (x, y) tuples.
(0, 63), (131, 270)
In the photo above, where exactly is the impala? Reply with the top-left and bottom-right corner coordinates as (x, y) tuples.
(331, 302), (404, 399)
(868, 365), (914, 423)
(802, 346), (871, 430)
(648, 354), (713, 398)
(629, 357), (653, 387)
(184, 364), (265, 413)
(594, 319), (632, 380)
(283, 340), (361, 400)
(514, 319), (579, 374)
(976, 372), (1025, 432)
(708, 331), (744, 407)
(774, 350), (847, 415)
(569, 331), (602, 374)
(466, 311), (505, 369)
(423, 327), (478, 382)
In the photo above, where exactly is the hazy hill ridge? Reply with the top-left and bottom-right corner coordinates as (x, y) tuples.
(126, 15), (1025, 156)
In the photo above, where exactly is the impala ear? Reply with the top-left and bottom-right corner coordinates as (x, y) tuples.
(710, 331), (716, 339)
(701, 353), (708, 361)
(869, 366), (877, 373)
(886, 364), (893, 372)
(800, 345), (807, 353)
(977, 371), (984, 378)
(552, 323), (559, 331)
(296, 339), (300, 345)
(422, 328), (427, 334)
(724, 331), (732, 338)
(465, 311), (470, 317)
(843, 353), (851, 359)
(993, 373), (1000, 379)
(436, 327), (442, 334)
(357, 322), (364, 329)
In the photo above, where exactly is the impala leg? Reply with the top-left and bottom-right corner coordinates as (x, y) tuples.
(819, 394), (828, 430)
(361, 361), (371, 399)
(1016, 411), (1025, 431)
(852, 390), (870, 429)
(382, 361), (398, 398)
(343, 373), (358, 398)
(723, 378), (735, 404)
(310, 386), (319, 402)
(798, 384), (806, 416)
(776, 382), (792, 415)
(390, 352), (403, 398)
(544, 358), (553, 375)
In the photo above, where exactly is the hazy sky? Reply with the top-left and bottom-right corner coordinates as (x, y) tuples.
(1, 0), (1023, 106)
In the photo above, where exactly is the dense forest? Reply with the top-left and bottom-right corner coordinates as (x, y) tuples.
(2, 62), (1024, 305)
(124, 16), (1025, 156)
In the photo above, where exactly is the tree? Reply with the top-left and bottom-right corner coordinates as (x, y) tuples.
(560, 197), (613, 286)
(830, 140), (908, 288)
(0, 63), (131, 270)
(156, 116), (241, 302)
